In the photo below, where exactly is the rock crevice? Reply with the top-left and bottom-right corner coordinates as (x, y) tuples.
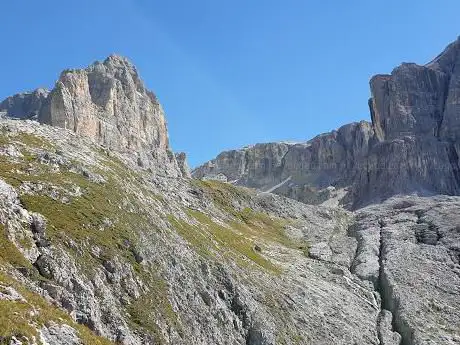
(376, 219), (405, 345)
(347, 214), (404, 345)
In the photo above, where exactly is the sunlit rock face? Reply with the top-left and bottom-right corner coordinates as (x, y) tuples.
(1, 55), (186, 177)
(40, 55), (169, 152)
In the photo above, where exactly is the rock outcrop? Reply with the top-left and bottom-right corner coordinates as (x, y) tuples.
(194, 37), (460, 208)
(175, 152), (192, 178)
(369, 38), (460, 142)
(0, 88), (49, 119)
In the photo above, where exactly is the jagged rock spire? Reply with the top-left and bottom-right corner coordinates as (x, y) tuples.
(40, 55), (169, 152)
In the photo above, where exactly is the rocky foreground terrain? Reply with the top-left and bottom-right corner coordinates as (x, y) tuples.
(0, 40), (459, 345)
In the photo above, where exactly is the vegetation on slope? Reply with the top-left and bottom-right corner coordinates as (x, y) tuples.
(0, 128), (312, 343)
(0, 271), (113, 345)
(0, 129), (179, 342)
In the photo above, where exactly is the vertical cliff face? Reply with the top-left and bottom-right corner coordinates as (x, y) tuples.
(369, 64), (449, 140)
(432, 40), (460, 141)
(1, 55), (186, 177)
(360, 37), (460, 206)
(40, 55), (169, 152)
(194, 37), (460, 208)
(368, 37), (460, 141)
(193, 121), (375, 206)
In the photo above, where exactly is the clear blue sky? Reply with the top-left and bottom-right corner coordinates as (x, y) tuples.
(1, 1), (459, 167)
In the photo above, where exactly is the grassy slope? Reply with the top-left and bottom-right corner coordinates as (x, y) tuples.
(0, 127), (311, 343)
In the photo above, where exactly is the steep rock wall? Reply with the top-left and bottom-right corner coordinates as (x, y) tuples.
(194, 37), (460, 208)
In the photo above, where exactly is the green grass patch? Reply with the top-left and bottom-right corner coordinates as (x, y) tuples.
(232, 208), (295, 247)
(127, 270), (181, 344)
(0, 158), (30, 188)
(13, 133), (54, 150)
(191, 179), (252, 214)
(0, 224), (33, 270)
(5, 148), (151, 275)
(167, 215), (215, 257)
(18, 172), (149, 275)
(170, 210), (280, 273)
(0, 127), (11, 146)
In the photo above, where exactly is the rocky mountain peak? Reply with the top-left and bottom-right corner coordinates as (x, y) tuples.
(104, 53), (135, 65)
(101, 54), (141, 76)
(369, 36), (460, 142)
(85, 54), (148, 98)
(0, 55), (188, 177)
(40, 55), (182, 175)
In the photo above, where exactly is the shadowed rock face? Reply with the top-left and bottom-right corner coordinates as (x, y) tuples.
(194, 37), (460, 208)
(193, 121), (378, 208)
(0, 88), (49, 119)
(193, 122), (374, 191)
(369, 39), (460, 142)
(361, 37), (460, 205)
